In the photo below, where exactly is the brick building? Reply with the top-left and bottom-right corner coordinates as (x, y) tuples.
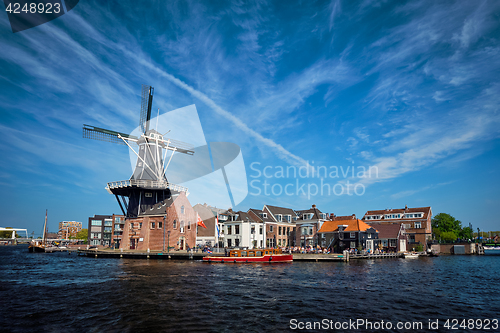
(58, 221), (82, 239)
(118, 192), (196, 251)
(362, 206), (432, 251)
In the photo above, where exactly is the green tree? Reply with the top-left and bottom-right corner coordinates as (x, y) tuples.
(76, 229), (88, 240)
(440, 231), (458, 242)
(0, 227), (14, 238)
(460, 226), (473, 239)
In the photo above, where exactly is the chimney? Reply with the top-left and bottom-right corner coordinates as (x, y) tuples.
(312, 204), (316, 208)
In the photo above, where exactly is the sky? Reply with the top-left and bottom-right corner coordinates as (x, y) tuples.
(1, 0), (499, 236)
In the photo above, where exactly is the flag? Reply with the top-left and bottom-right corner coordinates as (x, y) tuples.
(207, 249), (213, 254)
(197, 213), (207, 229)
(215, 214), (220, 236)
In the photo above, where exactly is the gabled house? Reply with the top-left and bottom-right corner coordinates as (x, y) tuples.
(318, 218), (379, 253)
(362, 205), (432, 251)
(294, 204), (328, 247)
(248, 208), (278, 247)
(369, 223), (407, 252)
(223, 211), (264, 249)
(263, 205), (297, 247)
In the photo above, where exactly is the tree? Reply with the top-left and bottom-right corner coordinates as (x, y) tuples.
(76, 229), (88, 240)
(460, 226), (473, 240)
(432, 213), (462, 233)
(440, 231), (458, 242)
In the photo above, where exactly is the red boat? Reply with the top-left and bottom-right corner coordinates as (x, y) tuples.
(203, 248), (293, 263)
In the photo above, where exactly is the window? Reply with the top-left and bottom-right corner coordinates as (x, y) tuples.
(285, 215), (291, 222)
(259, 226), (263, 234)
(279, 227), (282, 235)
(91, 220), (101, 226)
(235, 239), (240, 247)
(227, 239), (232, 247)
(278, 239), (282, 246)
(145, 192), (152, 198)
(320, 213), (326, 219)
(115, 217), (121, 223)
(180, 221), (184, 233)
(368, 233), (372, 239)
(382, 240), (388, 247)
(130, 222), (134, 229)
(227, 226), (232, 235)
(173, 220), (177, 229)
(151, 222), (155, 229)
(139, 223), (142, 229)
(188, 222), (191, 230)
(104, 219), (112, 226)
(389, 239), (396, 247)
(275, 214), (282, 222)
(414, 222), (422, 228)
(409, 235), (415, 242)
(287, 227), (290, 236)
(350, 232), (356, 239)
(251, 226), (255, 234)
(181, 206), (185, 214)
(158, 221), (162, 229)
(350, 241), (356, 248)
(269, 225), (273, 232)
(309, 228), (313, 235)
(293, 216), (299, 221)
(235, 225), (240, 235)
(260, 212), (267, 218)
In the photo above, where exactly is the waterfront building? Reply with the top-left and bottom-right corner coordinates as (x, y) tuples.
(111, 214), (125, 248)
(118, 192), (197, 251)
(362, 206), (432, 251)
(88, 215), (113, 247)
(57, 221), (82, 239)
(369, 223), (407, 252)
(263, 205), (297, 247)
(193, 203), (227, 248)
(223, 211), (264, 249)
(318, 217), (379, 252)
(294, 205), (328, 247)
(248, 208), (277, 248)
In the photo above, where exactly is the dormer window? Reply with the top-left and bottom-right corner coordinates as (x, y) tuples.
(260, 212), (267, 218)
(320, 213), (326, 219)
(275, 214), (282, 222)
(285, 215), (291, 222)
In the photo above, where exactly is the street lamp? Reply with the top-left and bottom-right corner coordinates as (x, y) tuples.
(167, 230), (171, 253)
(163, 215), (166, 252)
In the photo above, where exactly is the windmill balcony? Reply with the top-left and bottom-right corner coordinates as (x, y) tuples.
(106, 179), (189, 194)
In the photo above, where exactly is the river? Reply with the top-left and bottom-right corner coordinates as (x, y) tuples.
(1, 245), (498, 332)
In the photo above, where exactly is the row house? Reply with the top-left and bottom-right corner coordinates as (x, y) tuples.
(223, 211), (264, 249)
(318, 216), (379, 252)
(248, 208), (277, 248)
(295, 205), (328, 247)
(370, 223), (407, 252)
(362, 206), (432, 250)
(262, 205), (297, 247)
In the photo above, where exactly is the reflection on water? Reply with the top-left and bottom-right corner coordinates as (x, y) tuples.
(1, 245), (499, 332)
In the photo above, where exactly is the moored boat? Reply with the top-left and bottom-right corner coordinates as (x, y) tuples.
(483, 245), (500, 255)
(203, 248), (293, 263)
(28, 210), (51, 253)
(403, 252), (419, 258)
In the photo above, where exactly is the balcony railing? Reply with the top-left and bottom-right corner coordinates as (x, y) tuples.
(106, 179), (189, 194)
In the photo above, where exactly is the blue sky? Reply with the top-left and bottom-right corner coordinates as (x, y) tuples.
(1, 0), (499, 236)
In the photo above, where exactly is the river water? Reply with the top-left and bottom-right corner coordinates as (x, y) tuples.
(1, 245), (498, 332)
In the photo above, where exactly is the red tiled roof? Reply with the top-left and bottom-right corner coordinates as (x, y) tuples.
(318, 219), (377, 233)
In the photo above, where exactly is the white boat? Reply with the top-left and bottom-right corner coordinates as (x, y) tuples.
(404, 252), (419, 258)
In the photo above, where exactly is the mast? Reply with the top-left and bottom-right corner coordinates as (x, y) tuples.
(42, 209), (48, 246)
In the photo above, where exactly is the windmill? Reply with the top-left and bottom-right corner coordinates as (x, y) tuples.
(83, 85), (195, 218)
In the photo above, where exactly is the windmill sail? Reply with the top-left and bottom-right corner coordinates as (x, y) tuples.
(139, 85), (154, 134)
(83, 124), (138, 145)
